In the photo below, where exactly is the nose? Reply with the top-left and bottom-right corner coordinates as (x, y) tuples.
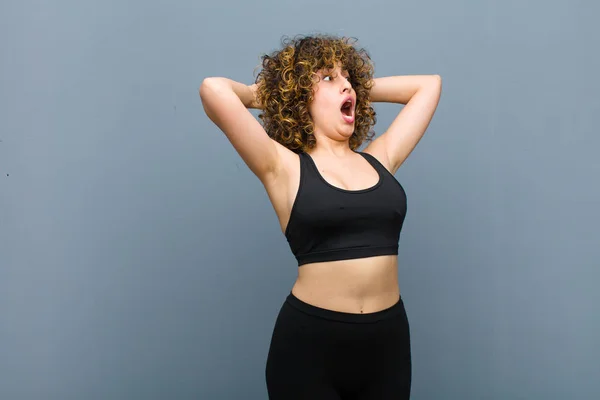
(341, 77), (352, 93)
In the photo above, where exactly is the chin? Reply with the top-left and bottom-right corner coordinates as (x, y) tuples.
(336, 131), (354, 142)
(341, 125), (355, 137)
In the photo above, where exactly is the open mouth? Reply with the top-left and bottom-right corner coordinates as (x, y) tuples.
(340, 98), (355, 123)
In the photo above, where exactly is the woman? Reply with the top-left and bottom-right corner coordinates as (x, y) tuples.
(199, 34), (442, 399)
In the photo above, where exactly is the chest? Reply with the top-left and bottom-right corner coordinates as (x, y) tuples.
(295, 184), (407, 229)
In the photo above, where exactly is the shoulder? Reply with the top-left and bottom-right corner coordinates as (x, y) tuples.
(359, 142), (395, 174)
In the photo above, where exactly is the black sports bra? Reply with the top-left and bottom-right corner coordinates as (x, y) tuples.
(284, 151), (407, 266)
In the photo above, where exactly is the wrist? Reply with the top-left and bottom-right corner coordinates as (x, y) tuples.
(247, 84), (260, 109)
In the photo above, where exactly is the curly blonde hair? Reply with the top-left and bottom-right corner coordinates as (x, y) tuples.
(255, 34), (377, 153)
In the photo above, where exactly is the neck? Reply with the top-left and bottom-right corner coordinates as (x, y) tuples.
(310, 134), (354, 158)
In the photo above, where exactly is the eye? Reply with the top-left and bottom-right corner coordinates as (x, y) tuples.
(323, 75), (332, 81)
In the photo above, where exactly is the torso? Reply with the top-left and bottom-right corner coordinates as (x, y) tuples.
(263, 147), (401, 314)
(292, 256), (400, 313)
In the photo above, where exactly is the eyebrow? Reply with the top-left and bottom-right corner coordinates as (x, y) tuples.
(319, 69), (349, 76)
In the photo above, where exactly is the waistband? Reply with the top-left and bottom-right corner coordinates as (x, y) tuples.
(285, 291), (405, 324)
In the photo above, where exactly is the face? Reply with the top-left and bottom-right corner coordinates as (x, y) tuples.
(308, 63), (356, 141)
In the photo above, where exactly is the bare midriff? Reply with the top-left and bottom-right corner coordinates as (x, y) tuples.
(291, 255), (400, 314)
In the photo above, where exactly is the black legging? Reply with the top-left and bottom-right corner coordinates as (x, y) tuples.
(265, 292), (412, 399)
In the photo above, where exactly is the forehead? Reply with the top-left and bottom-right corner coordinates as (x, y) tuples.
(316, 63), (349, 75)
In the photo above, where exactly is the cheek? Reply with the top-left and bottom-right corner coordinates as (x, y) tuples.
(308, 105), (321, 125)
(308, 96), (324, 119)
(309, 89), (336, 122)
(307, 101), (317, 119)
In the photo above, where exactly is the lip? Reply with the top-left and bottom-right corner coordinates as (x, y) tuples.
(340, 95), (355, 124)
(340, 95), (355, 110)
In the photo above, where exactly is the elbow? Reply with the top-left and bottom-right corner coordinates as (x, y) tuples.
(415, 75), (442, 94)
(199, 77), (227, 99)
(199, 77), (216, 99)
(427, 74), (442, 94)
(198, 78), (221, 118)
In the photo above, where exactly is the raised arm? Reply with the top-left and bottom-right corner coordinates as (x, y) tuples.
(365, 75), (442, 173)
(199, 77), (283, 183)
